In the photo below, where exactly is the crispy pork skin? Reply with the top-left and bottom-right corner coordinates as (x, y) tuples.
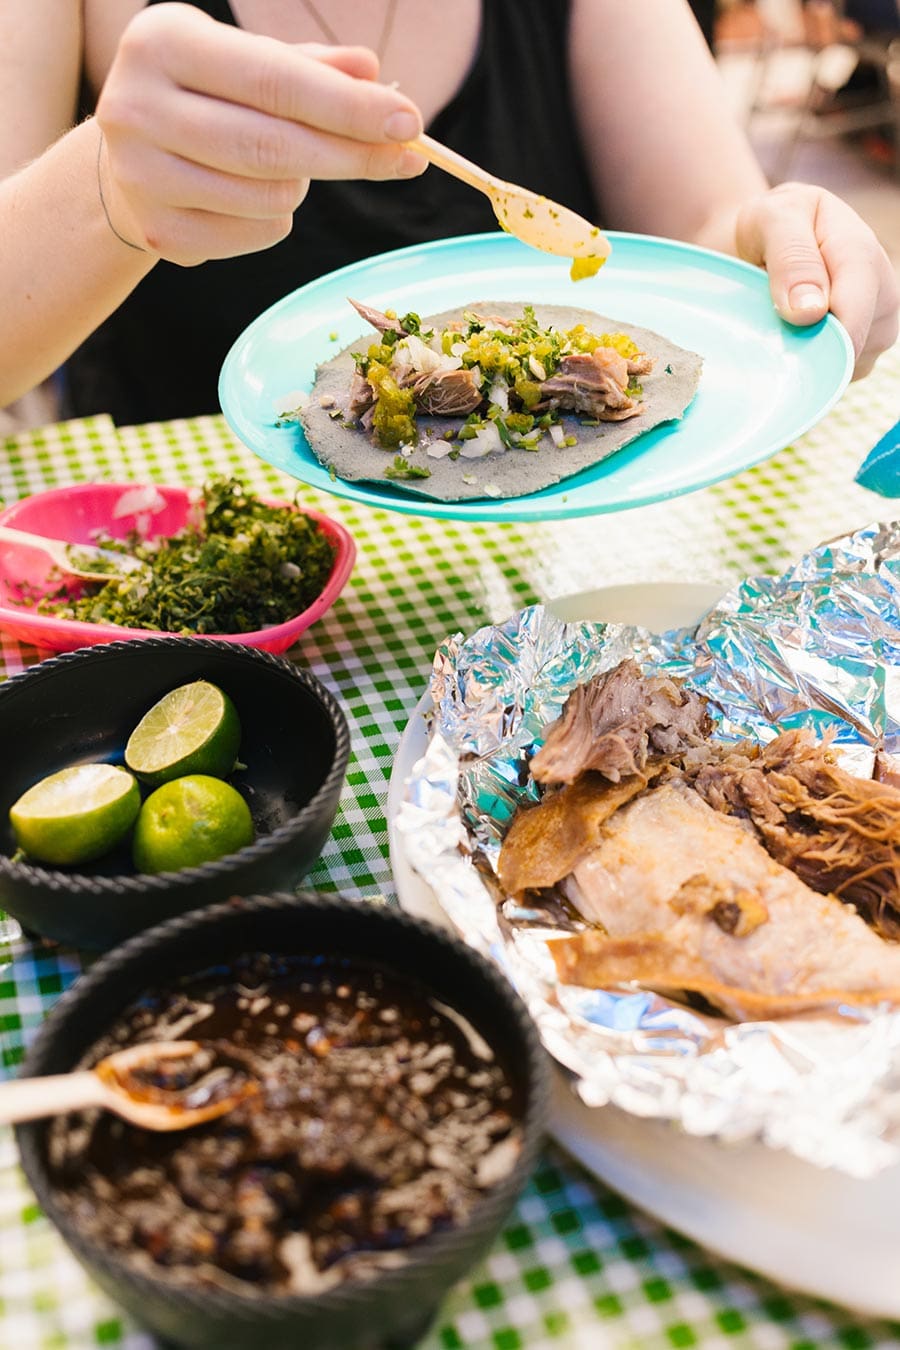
(497, 771), (653, 898)
(875, 751), (900, 789)
(553, 782), (900, 1019)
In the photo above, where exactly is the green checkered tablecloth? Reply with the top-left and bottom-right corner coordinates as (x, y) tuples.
(1, 345), (900, 1350)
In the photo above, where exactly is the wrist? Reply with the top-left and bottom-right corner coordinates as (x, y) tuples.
(94, 122), (153, 256)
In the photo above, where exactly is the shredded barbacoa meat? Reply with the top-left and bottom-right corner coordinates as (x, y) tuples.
(497, 658), (900, 1017)
(535, 350), (643, 422)
(529, 658), (712, 786)
(685, 729), (900, 939)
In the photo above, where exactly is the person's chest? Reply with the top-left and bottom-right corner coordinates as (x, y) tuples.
(82, 0), (482, 129)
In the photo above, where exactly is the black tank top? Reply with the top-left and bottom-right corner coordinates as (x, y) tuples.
(66, 0), (601, 425)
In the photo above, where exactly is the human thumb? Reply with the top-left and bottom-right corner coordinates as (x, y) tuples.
(737, 188), (830, 326)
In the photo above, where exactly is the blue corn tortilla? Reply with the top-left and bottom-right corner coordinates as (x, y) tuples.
(299, 302), (703, 502)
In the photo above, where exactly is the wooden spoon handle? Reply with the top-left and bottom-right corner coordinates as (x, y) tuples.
(0, 525), (66, 560)
(411, 134), (498, 195)
(0, 1071), (108, 1125)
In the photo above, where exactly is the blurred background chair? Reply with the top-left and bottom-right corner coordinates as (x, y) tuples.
(732, 0), (900, 180)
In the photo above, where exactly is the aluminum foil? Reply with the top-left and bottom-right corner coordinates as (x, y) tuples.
(395, 519), (900, 1179)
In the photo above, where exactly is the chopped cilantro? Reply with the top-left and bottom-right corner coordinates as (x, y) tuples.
(384, 457), (432, 481)
(35, 477), (336, 636)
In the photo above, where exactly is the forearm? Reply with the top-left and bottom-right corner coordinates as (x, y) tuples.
(0, 118), (155, 408)
(570, 0), (768, 246)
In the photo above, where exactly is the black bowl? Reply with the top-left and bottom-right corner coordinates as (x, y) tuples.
(16, 891), (550, 1350)
(0, 639), (349, 949)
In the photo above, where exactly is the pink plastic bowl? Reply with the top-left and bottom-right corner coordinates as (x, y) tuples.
(0, 482), (355, 655)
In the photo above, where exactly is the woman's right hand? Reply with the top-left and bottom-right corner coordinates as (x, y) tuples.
(94, 1), (426, 264)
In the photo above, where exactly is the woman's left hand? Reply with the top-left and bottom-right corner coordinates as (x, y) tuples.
(736, 182), (899, 380)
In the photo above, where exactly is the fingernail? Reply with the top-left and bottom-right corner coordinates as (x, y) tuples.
(788, 283), (826, 312)
(396, 148), (427, 177)
(384, 110), (420, 141)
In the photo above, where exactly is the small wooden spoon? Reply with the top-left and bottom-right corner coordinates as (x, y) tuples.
(0, 1040), (257, 1131)
(0, 524), (147, 583)
(411, 134), (612, 277)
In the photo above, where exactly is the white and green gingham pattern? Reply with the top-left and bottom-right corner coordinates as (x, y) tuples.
(1, 341), (900, 1349)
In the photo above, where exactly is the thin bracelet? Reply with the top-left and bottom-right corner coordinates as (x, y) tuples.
(96, 127), (148, 253)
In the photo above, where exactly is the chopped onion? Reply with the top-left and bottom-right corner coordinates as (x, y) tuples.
(395, 333), (461, 375)
(459, 421), (504, 458)
(549, 423), (566, 448)
(426, 439), (455, 459)
(489, 379), (509, 413)
(112, 485), (168, 519)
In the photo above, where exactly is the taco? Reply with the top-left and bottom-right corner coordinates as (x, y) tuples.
(294, 300), (703, 502)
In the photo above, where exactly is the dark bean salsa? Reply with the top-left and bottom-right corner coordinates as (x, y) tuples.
(48, 953), (522, 1296)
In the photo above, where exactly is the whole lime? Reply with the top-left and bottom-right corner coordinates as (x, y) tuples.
(125, 681), (241, 788)
(10, 763), (141, 866)
(132, 774), (255, 874)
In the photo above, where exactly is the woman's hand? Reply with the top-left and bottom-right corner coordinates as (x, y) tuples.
(736, 182), (899, 380)
(94, 2), (426, 265)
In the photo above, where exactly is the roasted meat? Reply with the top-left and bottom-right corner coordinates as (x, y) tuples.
(409, 367), (483, 416)
(551, 781), (900, 1019)
(498, 657), (900, 1020)
(536, 349), (642, 421)
(687, 729), (900, 940)
(347, 297), (409, 336)
(497, 770), (655, 898)
(529, 658), (712, 786)
(348, 369), (375, 419)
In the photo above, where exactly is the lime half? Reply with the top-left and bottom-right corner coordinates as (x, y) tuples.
(10, 764), (141, 866)
(132, 774), (255, 874)
(125, 681), (241, 787)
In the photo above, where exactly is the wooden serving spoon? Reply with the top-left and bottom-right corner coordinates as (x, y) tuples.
(0, 1040), (257, 1131)
(0, 524), (147, 584)
(411, 134), (612, 278)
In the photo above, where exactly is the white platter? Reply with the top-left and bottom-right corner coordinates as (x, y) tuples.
(387, 583), (900, 1321)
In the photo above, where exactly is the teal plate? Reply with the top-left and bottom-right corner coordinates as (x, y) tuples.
(218, 231), (854, 523)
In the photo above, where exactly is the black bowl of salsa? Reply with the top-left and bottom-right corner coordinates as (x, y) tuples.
(15, 891), (550, 1349)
